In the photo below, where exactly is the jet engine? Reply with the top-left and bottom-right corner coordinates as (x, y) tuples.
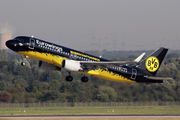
(61, 59), (82, 72)
(38, 61), (61, 71)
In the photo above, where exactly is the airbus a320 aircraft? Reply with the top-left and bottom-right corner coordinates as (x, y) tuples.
(6, 36), (173, 83)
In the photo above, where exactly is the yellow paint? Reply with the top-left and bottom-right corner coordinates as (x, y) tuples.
(18, 51), (136, 83)
(85, 68), (136, 83)
(95, 68), (136, 83)
(145, 56), (159, 72)
(18, 51), (66, 68)
(87, 70), (100, 75)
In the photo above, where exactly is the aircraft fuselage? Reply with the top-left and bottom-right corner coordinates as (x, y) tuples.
(6, 36), (164, 83)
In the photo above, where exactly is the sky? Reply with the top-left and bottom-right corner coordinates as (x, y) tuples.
(0, 0), (180, 51)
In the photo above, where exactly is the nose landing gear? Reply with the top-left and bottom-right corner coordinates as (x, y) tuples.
(21, 62), (26, 66)
(21, 56), (28, 66)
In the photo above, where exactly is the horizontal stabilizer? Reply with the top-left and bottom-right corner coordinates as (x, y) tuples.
(144, 76), (173, 80)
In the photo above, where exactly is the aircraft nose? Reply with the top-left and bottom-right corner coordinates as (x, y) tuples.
(6, 40), (17, 50)
(6, 40), (13, 48)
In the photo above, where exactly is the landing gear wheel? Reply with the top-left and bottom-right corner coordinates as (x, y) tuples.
(81, 76), (88, 82)
(21, 56), (28, 66)
(66, 76), (73, 82)
(21, 62), (26, 66)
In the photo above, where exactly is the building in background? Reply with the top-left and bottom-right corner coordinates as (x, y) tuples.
(0, 23), (14, 50)
(0, 33), (12, 49)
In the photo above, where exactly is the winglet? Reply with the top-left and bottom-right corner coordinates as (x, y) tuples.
(134, 52), (146, 63)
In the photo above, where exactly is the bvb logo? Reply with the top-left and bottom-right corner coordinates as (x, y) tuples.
(145, 56), (159, 72)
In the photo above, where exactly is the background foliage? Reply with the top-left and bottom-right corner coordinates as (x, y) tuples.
(0, 49), (180, 103)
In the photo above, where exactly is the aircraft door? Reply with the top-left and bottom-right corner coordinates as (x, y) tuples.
(29, 38), (35, 49)
(131, 68), (137, 80)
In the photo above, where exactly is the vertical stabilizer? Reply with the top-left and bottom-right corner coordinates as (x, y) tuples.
(137, 47), (168, 76)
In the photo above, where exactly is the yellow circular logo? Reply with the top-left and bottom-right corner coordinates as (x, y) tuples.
(145, 56), (159, 72)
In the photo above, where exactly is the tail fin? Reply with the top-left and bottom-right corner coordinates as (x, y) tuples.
(137, 47), (168, 76)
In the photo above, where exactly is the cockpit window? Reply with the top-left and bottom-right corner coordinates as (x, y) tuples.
(14, 37), (24, 42)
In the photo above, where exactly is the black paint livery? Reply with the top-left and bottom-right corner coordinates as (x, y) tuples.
(6, 36), (173, 83)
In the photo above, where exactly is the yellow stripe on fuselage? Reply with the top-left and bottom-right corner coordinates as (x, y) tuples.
(18, 51), (136, 83)
(18, 51), (66, 68)
(86, 69), (136, 83)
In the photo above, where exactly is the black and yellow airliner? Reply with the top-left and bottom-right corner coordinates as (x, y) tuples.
(6, 36), (173, 83)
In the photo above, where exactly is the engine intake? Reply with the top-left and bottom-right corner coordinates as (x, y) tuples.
(38, 61), (61, 71)
(61, 59), (82, 72)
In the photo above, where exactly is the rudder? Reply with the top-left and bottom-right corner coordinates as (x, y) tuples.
(137, 47), (168, 76)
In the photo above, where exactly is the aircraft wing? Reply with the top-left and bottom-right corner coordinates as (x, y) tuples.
(144, 76), (173, 80)
(80, 61), (137, 67)
(80, 52), (145, 69)
(80, 53), (145, 67)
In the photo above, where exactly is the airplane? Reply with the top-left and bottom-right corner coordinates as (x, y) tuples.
(6, 36), (173, 83)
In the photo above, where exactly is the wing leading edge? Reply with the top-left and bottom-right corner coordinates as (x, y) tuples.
(80, 52), (146, 67)
(80, 61), (137, 67)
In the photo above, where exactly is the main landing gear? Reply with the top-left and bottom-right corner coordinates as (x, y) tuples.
(66, 75), (73, 82)
(81, 69), (89, 82)
(66, 72), (73, 82)
(21, 56), (28, 66)
(65, 75), (88, 82)
(65, 72), (89, 82)
(81, 76), (88, 82)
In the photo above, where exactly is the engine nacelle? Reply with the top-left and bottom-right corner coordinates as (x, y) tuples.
(38, 61), (61, 71)
(61, 59), (82, 72)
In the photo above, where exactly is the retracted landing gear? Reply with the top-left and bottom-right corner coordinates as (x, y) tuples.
(65, 72), (73, 82)
(21, 56), (28, 66)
